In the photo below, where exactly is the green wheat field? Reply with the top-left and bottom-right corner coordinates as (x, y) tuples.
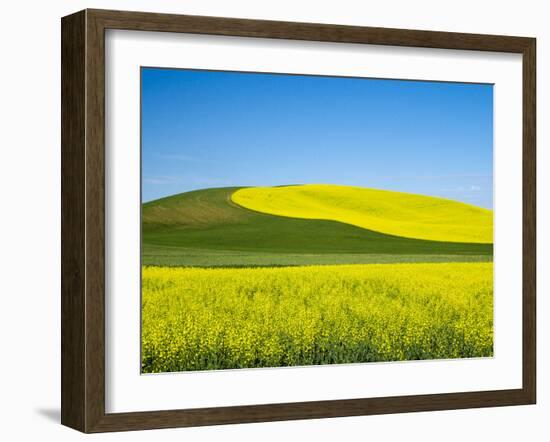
(141, 184), (494, 373)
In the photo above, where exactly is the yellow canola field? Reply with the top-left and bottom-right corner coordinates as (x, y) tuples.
(232, 184), (493, 243)
(142, 262), (493, 373)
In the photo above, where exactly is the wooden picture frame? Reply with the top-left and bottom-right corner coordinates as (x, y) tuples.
(61, 8), (536, 433)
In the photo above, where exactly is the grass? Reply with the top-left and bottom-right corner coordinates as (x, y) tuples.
(142, 244), (493, 267)
(232, 184), (493, 243)
(141, 262), (494, 373)
(142, 187), (492, 267)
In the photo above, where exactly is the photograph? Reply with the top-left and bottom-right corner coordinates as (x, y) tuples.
(140, 67), (494, 374)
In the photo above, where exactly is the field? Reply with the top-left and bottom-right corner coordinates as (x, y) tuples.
(142, 244), (492, 267)
(141, 184), (494, 373)
(142, 262), (493, 373)
(233, 184), (493, 243)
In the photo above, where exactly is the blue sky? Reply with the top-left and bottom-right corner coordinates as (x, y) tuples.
(142, 68), (493, 208)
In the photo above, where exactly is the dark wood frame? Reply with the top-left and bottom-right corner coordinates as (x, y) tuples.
(61, 8), (536, 433)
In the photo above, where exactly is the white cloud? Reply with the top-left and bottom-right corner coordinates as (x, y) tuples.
(143, 176), (180, 185)
(441, 185), (483, 193)
(376, 173), (493, 180)
(156, 153), (219, 163)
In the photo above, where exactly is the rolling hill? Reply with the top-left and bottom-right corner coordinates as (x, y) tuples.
(142, 186), (493, 267)
(232, 184), (493, 243)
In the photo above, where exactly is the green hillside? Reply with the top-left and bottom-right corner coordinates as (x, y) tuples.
(142, 187), (492, 267)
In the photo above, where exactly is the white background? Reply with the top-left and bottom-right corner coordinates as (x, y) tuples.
(0, 0), (547, 440)
(106, 30), (523, 412)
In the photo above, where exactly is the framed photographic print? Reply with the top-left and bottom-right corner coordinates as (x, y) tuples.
(61, 9), (536, 433)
